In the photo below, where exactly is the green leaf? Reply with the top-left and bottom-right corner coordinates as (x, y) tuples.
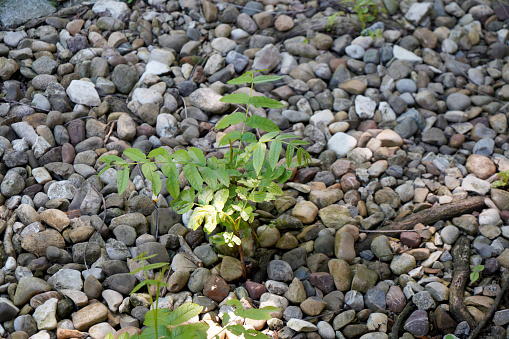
(237, 306), (280, 320)
(173, 150), (190, 163)
(163, 161), (180, 199)
(204, 208), (218, 233)
(118, 333), (130, 339)
(241, 132), (257, 143)
(227, 76), (254, 85)
(143, 309), (171, 327)
(285, 144), (294, 167)
(219, 93), (250, 105)
(124, 148), (147, 163)
(219, 131), (242, 146)
(183, 163), (203, 191)
(259, 131), (280, 143)
(252, 75), (283, 83)
(105, 332), (115, 339)
(246, 116), (280, 132)
(188, 207), (207, 230)
(222, 313), (230, 327)
(268, 140), (282, 170)
(216, 111), (246, 130)
(189, 147), (206, 166)
(140, 325), (171, 339)
(216, 170), (230, 187)
(98, 165), (111, 176)
(129, 280), (148, 294)
(117, 167), (130, 195)
(148, 148), (170, 158)
(167, 303), (203, 326)
(253, 142), (266, 176)
(200, 167), (219, 188)
(99, 154), (125, 165)
(213, 189), (229, 211)
(288, 139), (309, 146)
(249, 96), (285, 109)
(141, 162), (162, 196)
(198, 187), (215, 205)
(169, 322), (209, 339)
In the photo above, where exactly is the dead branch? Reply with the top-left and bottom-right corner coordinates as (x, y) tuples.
(469, 276), (509, 339)
(450, 236), (476, 330)
(390, 300), (415, 339)
(178, 235), (203, 267)
(356, 196), (486, 252)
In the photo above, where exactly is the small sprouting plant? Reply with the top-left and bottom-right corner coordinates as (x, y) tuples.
(341, 0), (383, 30)
(326, 11), (344, 31)
(364, 28), (383, 40)
(99, 70), (311, 279)
(493, 170), (509, 188)
(105, 253), (279, 339)
(445, 335), (455, 339)
(470, 265), (484, 283)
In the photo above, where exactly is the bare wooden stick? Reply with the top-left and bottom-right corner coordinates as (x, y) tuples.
(178, 235), (203, 267)
(390, 300), (415, 339)
(356, 196), (486, 252)
(450, 236), (476, 330)
(469, 276), (509, 339)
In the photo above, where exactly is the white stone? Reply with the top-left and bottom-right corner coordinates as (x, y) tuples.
(92, 0), (130, 20)
(11, 122), (38, 146)
(355, 95), (377, 119)
(287, 319), (317, 332)
(310, 110), (334, 127)
(144, 49), (175, 76)
(89, 322), (116, 339)
(132, 88), (163, 107)
(32, 167), (52, 184)
(367, 313), (388, 332)
(33, 298), (58, 330)
(102, 289), (123, 312)
(156, 113), (178, 138)
(393, 45), (423, 63)
(29, 331), (50, 339)
(327, 132), (357, 158)
(32, 136), (52, 158)
(405, 2), (433, 25)
(66, 80), (101, 106)
(462, 174), (491, 195)
(379, 102), (396, 121)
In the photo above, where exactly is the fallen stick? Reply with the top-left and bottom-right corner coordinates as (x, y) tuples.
(178, 235), (203, 267)
(468, 276), (509, 339)
(390, 300), (415, 339)
(450, 236), (476, 330)
(356, 196), (486, 252)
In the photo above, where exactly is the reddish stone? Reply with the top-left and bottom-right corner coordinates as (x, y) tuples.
(357, 120), (377, 132)
(30, 291), (63, 309)
(501, 210), (509, 225)
(386, 285), (406, 313)
(62, 143), (76, 164)
(136, 124), (154, 137)
(66, 119), (85, 146)
(330, 159), (356, 179)
(203, 274), (230, 302)
(341, 173), (360, 191)
(449, 134), (465, 148)
(309, 272), (335, 294)
(245, 281), (267, 300)
(400, 232), (420, 248)
(298, 167), (319, 184)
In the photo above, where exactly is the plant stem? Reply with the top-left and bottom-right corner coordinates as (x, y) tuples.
(155, 280), (160, 339)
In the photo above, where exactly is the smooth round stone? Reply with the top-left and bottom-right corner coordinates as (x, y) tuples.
(345, 45), (365, 59)
(396, 79), (417, 93)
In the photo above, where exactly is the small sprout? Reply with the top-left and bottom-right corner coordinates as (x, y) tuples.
(470, 265), (484, 283)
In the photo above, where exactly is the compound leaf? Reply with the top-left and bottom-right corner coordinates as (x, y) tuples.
(183, 163), (203, 191)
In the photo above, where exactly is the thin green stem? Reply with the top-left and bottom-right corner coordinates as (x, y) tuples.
(235, 74), (254, 169)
